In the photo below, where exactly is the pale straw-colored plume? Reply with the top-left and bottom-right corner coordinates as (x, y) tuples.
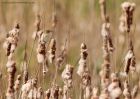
(36, 30), (50, 64)
(77, 43), (92, 99)
(124, 41), (136, 75)
(45, 84), (62, 99)
(100, 18), (113, 90)
(99, 0), (107, 22)
(82, 70), (92, 99)
(84, 84), (92, 99)
(28, 88), (38, 99)
(6, 59), (17, 99)
(101, 20), (114, 53)
(119, 2), (136, 33)
(99, 88), (110, 99)
(1, 0), (139, 99)
(123, 80), (131, 99)
(21, 49), (28, 84)
(124, 50), (133, 74)
(21, 79), (32, 99)
(108, 73), (122, 99)
(33, 15), (48, 75)
(62, 64), (73, 88)
(62, 64), (73, 99)
(119, 2), (136, 45)
(99, 0), (113, 54)
(48, 38), (56, 64)
(4, 24), (20, 99)
(28, 87), (43, 99)
(14, 74), (21, 91)
(3, 23), (19, 57)
(100, 45), (112, 89)
(99, 60), (110, 89)
(14, 74), (21, 98)
(49, 84), (61, 99)
(21, 78), (43, 99)
(99, 32), (111, 97)
(37, 87), (43, 99)
(37, 30), (51, 76)
(37, 38), (46, 64)
(45, 89), (51, 99)
(99, 0), (112, 91)
(131, 85), (139, 99)
(52, 12), (57, 29)
(27, 78), (38, 99)
(22, 60), (28, 84)
(6, 62), (16, 99)
(91, 87), (99, 99)
(35, 25), (51, 76)
(129, 41), (136, 73)
(77, 43), (88, 77)
(119, 14), (126, 33)
(63, 85), (70, 99)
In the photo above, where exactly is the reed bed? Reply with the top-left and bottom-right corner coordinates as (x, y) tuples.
(0, 0), (140, 99)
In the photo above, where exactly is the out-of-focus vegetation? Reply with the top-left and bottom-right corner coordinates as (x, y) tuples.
(0, 0), (140, 98)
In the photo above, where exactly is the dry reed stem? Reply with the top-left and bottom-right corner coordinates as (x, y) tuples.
(4, 23), (20, 99)
(62, 64), (74, 99)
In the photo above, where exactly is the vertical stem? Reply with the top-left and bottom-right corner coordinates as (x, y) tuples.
(52, 64), (58, 85)
(79, 83), (84, 99)
(99, 0), (107, 22)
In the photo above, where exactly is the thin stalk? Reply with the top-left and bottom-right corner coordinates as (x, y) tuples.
(27, 36), (37, 70)
(79, 83), (84, 99)
(52, 63), (58, 85)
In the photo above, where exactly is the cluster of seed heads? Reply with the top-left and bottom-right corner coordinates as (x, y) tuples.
(21, 79), (32, 99)
(3, 23), (20, 99)
(33, 15), (48, 65)
(98, 1), (139, 99)
(100, 21), (112, 89)
(21, 78), (43, 99)
(1, 1), (140, 99)
(118, 1), (136, 76)
(99, 19), (113, 90)
(45, 84), (62, 99)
